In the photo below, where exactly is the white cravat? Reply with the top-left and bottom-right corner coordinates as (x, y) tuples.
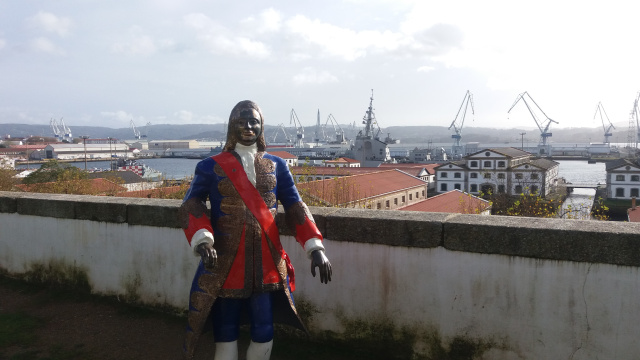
(234, 143), (258, 186)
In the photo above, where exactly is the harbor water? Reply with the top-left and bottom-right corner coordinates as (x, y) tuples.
(17, 158), (202, 180)
(16, 158), (607, 183)
(556, 160), (605, 220)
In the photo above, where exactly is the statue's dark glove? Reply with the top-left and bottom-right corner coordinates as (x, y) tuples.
(196, 242), (217, 268)
(311, 250), (332, 284)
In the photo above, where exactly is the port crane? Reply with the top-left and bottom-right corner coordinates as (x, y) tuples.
(508, 91), (558, 152)
(290, 109), (304, 148)
(593, 102), (615, 144)
(448, 90), (475, 159)
(144, 122), (152, 139)
(50, 118), (62, 141)
(631, 92), (640, 150)
(324, 113), (346, 144)
(270, 123), (293, 144)
(130, 119), (141, 140)
(59, 117), (72, 142)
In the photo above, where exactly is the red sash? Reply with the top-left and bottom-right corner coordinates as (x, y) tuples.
(213, 151), (296, 291)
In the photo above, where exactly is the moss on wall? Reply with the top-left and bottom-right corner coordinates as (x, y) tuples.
(22, 260), (91, 293)
(301, 311), (505, 360)
(121, 273), (142, 302)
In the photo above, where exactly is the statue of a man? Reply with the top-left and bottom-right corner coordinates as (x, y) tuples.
(178, 100), (332, 360)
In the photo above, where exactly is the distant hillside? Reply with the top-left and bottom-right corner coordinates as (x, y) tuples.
(0, 123), (627, 145)
(0, 123), (228, 142)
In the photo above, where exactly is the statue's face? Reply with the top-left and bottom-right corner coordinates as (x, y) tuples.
(233, 109), (262, 146)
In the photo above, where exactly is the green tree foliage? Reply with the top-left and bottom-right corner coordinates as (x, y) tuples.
(0, 169), (17, 190)
(22, 160), (88, 184)
(0, 157), (18, 190)
(484, 188), (608, 220)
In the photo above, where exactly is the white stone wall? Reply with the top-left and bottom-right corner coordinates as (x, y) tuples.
(0, 213), (194, 307)
(3, 206), (640, 359)
(288, 238), (640, 360)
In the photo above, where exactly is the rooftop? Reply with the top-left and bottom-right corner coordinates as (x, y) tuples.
(267, 151), (297, 159)
(296, 169), (426, 205)
(324, 157), (360, 164)
(398, 189), (491, 214)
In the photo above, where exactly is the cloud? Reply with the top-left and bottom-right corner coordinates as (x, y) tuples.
(27, 11), (72, 37)
(285, 15), (373, 61)
(292, 67), (338, 85)
(170, 111), (224, 124)
(242, 8), (282, 34)
(407, 24), (463, 56)
(30, 37), (65, 55)
(111, 26), (179, 56)
(417, 65), (435, 73)
(101, 111), (134, 122)
(184, 13), (270, 58)
(174, 110), (193, 122)
(0, 38), (5, 50)
(112, 34), (157, 55)
(284, 14), (461, 62)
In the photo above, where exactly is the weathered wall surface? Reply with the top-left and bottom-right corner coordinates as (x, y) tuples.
(2, 191), (640, 359)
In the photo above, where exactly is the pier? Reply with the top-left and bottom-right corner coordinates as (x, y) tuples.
(566, 183), (605, 192)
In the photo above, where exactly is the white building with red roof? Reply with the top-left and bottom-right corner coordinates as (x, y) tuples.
(324, 157), (361, 168)
(296, 169), (427, 209)
(268, 151), (298, 166)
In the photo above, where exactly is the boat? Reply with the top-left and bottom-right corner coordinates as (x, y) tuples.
(112, 158), (162, 180)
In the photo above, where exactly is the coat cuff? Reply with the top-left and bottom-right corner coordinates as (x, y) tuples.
(304, 238), (324, 259)
(191, 229), (214, 257)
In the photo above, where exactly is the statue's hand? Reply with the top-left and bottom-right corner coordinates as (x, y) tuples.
(311, 250), (332, 284)
(196, 242), (217, 268)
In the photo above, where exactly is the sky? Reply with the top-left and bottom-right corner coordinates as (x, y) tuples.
(2, 0), (640, 137)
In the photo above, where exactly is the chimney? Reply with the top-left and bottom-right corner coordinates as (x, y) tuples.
(633, 197), (637, 210)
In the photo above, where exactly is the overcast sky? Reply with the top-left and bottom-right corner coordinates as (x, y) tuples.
(2, 1), (640, 137)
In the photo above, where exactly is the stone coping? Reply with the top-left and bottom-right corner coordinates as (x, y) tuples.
(2, 191), (640, 266)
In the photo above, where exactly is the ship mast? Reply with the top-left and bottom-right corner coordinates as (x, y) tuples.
(360, 89), (380, 140)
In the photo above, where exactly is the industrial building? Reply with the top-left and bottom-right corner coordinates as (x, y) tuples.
(37, 143), (133, 161)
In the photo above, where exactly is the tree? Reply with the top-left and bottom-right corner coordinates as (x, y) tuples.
(484, 186), (608, 220)
(20, 160), (95, 195)
(22, 160), (88, 184)
(0, 157), (17, 190)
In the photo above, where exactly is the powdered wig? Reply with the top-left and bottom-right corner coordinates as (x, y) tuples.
(223, 100), (267, 152)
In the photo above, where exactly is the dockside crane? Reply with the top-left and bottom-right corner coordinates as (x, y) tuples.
(270, 123), (293, 144)
(508, 91), (558, 155)
(50, 118), (62, 141)
(593, 102), (615, 144)
(130, 119), (141, 140)
(59, 117), (72, 143)
(290, 109), (305, 148)
(448, 90), (474, 159)
(144, 122), (152, 139)
(325, 113), (346, 144)
(632, 92), (640, 150)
